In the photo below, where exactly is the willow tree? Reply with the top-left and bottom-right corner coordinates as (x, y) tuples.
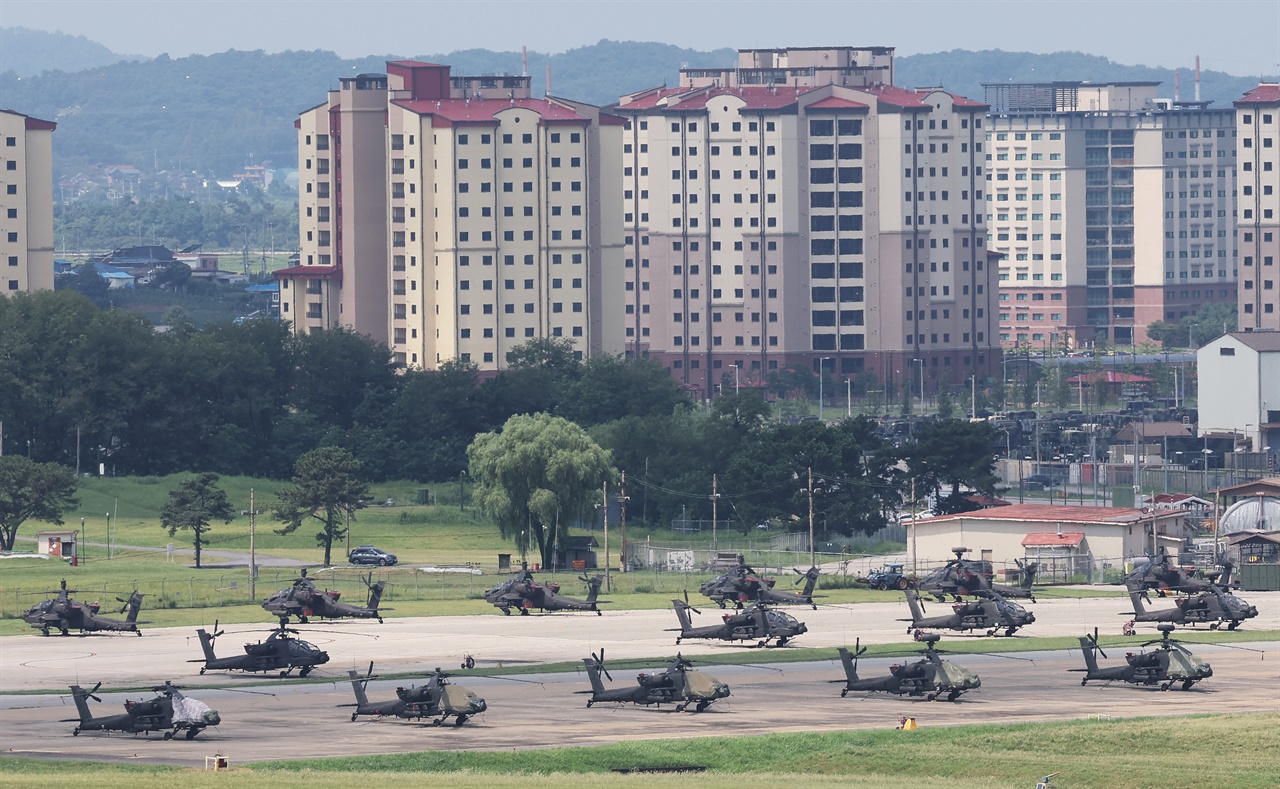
(468, 413), (615, 569)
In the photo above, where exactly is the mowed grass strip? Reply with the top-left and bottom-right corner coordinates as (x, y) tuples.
(1, 713), (1274, 788)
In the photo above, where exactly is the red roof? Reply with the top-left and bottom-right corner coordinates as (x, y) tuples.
(805, 96), (871, 111)
(1152, 493), (1203, 504)
(918, 503), (1169, 526)
(1022, 532), (1085, 547)
(393, 97), (591, 126)
(1235, 83), (1280, 106)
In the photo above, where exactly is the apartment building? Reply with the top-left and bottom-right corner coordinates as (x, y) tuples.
(984, 82), (1238, 348)
(0, 109), (56, 294)
(279, 61), (625, 369)
(612, 47), (1000, 398)
(1236, 83), (1280, 331)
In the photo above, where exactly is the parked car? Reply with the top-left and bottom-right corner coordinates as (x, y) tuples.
(349, 546), (397, 566)
(1025, 474), (1059, 487)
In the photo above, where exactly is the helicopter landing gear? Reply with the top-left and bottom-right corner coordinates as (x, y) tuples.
(840, 688), (849, 697)
(73, 728), (81, 736)
(1182, 680), (1195, 691)
(947, 690), (961, 702)
(716, 601), (727, 609)
(135, 630), (142, 636)
(675, 637), (682, 645)
(163, 731), (174, 741)
(986, 629), (996, 637)
(696, 700), (710, 712)
(596, 610), (602, 616)
(432, 718), (443, 727)
(586, 700), (594, 708)
(454, 715), (468, 727)
(776, 637), (790, 647)
(60, 629), (70, 636)
(299, 666), (313, 678)
(519, 608), (530, 616)
(926, 693), (938, 702)
(1005, 628), (1017, 637)
(186, 729), (200, 740)
(1160, 683), (1171, 691)
(1227, 621), (1239, 631)
(377, 617), (383, 624)
(299, 616), (309, 624)
(40, 627), (50, 637)
(351, 712), (359, 722)
(757, 640), (768, 648)
(199, 667), (207, 675)
(674, 703), (687, 712)
(502, 608), (511, 616)
(1081, 678), (1089, 686)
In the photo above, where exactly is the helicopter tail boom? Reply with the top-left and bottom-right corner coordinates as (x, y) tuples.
(583, 658), (607, 696)
(69, 686), (95, 725)
(1078, 637), (1101, 673)
(195, 629), (218, 662)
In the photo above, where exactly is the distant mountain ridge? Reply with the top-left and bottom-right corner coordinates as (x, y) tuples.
(0, 26), (141, 76)
(0, 31), (1271, 183)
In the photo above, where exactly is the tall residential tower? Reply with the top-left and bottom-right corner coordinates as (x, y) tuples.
(1236, 83), (1280, 332)
(0, 109), (56, 294)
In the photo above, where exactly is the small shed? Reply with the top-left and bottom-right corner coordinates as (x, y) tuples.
(36, 530), (78, 559)
(555, 536), (598, 570)
(1022, 532), (1089, 581)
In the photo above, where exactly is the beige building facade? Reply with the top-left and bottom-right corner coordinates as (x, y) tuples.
(1236, 83), (1280, 331)
(907, 503), (1188, 569)
(280, 61), (625, 369)
(613, 47), (1000, 398)
(985, 82), (1238, 348)
(0, 109), (56, 295)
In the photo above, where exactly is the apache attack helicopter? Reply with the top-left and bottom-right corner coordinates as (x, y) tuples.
(191, 622), (330, 677)
(700, 557), (823, 609)
(66, 681), (221, 739)
(1073, 625), (1213, 690)
(916, 548), (1039, 602)
(1125, 586), (1259, 631)
(833, 635), (983, 701)
(580, 650), (731, 712)
(345, 664), (488, 726)
(1122, 549), (1234, 596)
(671, 596), (807, 647)
(21, 580), (145, 636)
(904, 589), (1035, 637)
(261, 569), (388, 626)
(482, 565), (608, 616)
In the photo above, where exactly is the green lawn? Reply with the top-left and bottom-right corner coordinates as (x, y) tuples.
(0, 713), (1275, 788)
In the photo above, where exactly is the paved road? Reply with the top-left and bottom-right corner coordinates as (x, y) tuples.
(15, 535), (309, 568)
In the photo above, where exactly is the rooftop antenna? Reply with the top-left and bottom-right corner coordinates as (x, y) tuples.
(1174, 69), (1180, 102)
(1195, 55), (1201, 103)
(546, 63), (552, 96)
(522, 46), (528, 78)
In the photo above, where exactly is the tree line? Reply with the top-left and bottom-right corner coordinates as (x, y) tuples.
(0, 291), (1000, 556)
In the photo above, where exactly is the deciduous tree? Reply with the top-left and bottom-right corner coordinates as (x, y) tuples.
(468, 413), (615, 568)
(160, 472), (235, 568)
(273, 447), (369, 566)
(0, 457), (79, 552)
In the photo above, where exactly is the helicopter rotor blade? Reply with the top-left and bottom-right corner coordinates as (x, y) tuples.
(596, 648), (613, 683)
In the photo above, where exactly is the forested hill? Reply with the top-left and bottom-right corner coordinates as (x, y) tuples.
(0, 27), (141, 76)
(0, 32), (1270, 181)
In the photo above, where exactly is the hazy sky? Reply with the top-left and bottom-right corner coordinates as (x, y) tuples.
(2, 0), (1277, 77)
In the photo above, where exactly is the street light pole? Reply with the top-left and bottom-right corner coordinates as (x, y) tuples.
(846, 378), (852, 419)
(807, 467), (816, 568)
(730, 364), (739, 395)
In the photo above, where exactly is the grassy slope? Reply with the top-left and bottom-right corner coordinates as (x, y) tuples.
(1, 713), (1275, 788)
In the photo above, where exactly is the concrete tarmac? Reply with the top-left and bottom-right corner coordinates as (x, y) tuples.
(1, 591), (1276, 766)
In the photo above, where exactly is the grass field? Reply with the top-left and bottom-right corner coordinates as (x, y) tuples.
(0, 713), (1274, 788)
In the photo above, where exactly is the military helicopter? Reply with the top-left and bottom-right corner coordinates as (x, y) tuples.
(261, 569), (387, 626)
(1122, 549), (1234, 596)
(66, 681), (221, 739)
(580, 650), (731, 712)
(190, 622), (330, 677)
(482, 565), (608, 616)
(916, 548), (1039, 602)
(1073, 625), (1213, 690)
(1125, 586), (1259, 631)
(21, 580), (145, 636)
(903, 589), (1035, 637)
(671, 596), (807, 647)
(699, 557), (822, 609)
(833, 635), (983, 701)
(345, 663), (488, 726)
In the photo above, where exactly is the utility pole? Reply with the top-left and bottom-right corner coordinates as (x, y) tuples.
(710, 474), (721, 554)
(618, 472), (630, 574)
(807, 467), (815, 567)
(970, 375), (976, 420)
(249, 488), (257, 601)
(846, 378), (852, 419)
(601, 481), (610, 593)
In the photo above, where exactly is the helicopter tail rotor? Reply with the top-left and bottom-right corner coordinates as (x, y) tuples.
(590, 650), (613, 682)
(1086, 627), (1108, 660)
(682, 590), (703, 616)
